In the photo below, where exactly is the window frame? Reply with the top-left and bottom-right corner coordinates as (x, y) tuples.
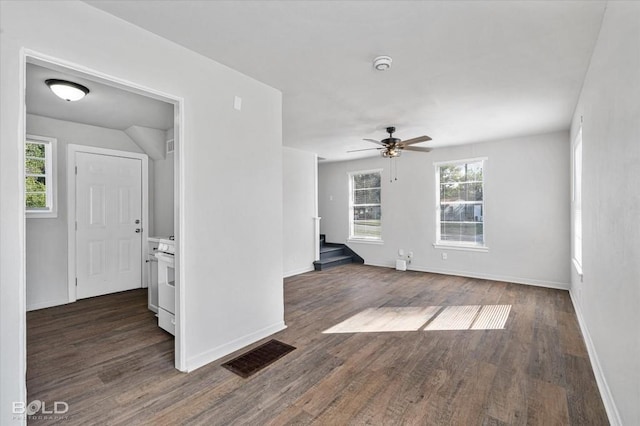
(572, 128), (583, 275)
(434, 157), (488, 252)
(25, 134), (57, 218)
(348, 169), (383, 243)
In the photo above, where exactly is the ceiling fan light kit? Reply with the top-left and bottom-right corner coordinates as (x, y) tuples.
(382, 149), (400, 158)
(355, 126), (432, 158)
(348, 126), (433, 180)
(373, 55), (392, 71)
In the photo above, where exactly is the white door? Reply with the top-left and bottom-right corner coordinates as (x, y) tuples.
(75, 152), (143, 299)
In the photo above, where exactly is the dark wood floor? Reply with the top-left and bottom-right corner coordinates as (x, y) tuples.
(27, 264), (608, 425)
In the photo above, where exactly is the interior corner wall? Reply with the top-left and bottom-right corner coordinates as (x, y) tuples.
(152, 128), (174, 237)
(25, 114), (144, 311)
(142, 126), (176, 239)
(283, 147), (317, 277)
(568, 2), (640, 424)
(153, 154), (174, 236)
(319, 131), (570, 288)
(1, 2), (283, 422)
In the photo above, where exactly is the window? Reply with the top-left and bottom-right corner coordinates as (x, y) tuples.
(573, 129), (583, 272)
(349, 170), (382, 241)
(25, 135), (57, 218)
(435, 158), (486, 249)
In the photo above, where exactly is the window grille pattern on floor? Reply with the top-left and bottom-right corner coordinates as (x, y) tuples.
(470, 304), (511, 330)
(323, 305), (511, 334)
(424, 305), (481, 330)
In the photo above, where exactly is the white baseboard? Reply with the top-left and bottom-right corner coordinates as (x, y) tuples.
(283, 266), (314, 278)
(569, 289), (622, 426)
(27, 298), (70, 311)
(364, 261), (570, 290)
(185, 321), (287, 372)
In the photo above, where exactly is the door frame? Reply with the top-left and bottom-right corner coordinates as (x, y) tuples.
(22, 49), (187, 371)
(67, 145), (149, 302)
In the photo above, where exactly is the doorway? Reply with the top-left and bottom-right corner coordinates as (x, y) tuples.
(22, 51), (185, 371)
(72, 147), (147, 299)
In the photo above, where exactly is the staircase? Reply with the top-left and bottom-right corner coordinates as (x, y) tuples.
(313, 235), (364, 271)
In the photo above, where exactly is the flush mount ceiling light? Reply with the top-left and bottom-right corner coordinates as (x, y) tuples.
(373, 55), (392, 71)
(45, 79), (90, 101)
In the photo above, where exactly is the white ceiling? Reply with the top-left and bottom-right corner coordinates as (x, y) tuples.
(27, 63), (174, 131)
(86, 0), (606, 161)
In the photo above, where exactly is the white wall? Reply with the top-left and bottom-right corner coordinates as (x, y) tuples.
(25, 114), (145, 311)
(319, 131), (570, 288)
(283, 147), (317, 277)
(569, 2), (640, 424)
(153, 128), (174, 237)
(1, 2), (283, 423)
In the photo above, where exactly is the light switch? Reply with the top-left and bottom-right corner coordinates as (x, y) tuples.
(234, 96), (242, 111)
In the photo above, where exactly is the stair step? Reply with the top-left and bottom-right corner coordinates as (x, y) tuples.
(313, 255), (353, 271)
(320, 246), (344, 259)
(315, 255), (352, 264)
(315, 239), (363, 271)
(320, 245), (343, 252)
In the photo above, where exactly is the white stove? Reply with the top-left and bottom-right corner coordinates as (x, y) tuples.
(156, 238), (175, 256)
(153, 237), (175, 336)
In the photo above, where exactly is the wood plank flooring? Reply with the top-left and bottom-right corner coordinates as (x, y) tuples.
(26, 264), (609, 425)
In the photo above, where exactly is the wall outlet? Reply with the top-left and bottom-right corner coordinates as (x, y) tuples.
(407, 251), (413, 259)
(441, 252), (447, 260)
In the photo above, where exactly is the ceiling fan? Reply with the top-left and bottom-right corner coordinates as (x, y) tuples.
(349, 126), (432, 157)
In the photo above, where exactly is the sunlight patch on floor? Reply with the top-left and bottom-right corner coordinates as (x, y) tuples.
(323, 305), (512, 334)
(322, 306), (441, 333)
(471, 304), (512, 330)
(424, 305), (481, 330)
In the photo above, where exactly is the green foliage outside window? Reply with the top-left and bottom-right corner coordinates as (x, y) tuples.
(25, 142), (48, 209)
(26, 143), (45, 158)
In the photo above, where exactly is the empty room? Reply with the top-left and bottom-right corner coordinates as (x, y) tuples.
(0, 1), (638, 425)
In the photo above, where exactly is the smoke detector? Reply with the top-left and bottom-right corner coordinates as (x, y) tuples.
(373, 55), (392, 71)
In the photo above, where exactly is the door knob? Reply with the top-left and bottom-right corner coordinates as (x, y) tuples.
(135, 228), (141, 233)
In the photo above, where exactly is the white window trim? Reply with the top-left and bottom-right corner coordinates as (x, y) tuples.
(434, 157), (488, 251)
(432, 242), (489, 252)
(572, 128), (583, 275)
(348, 169), (383, 242)
(348, 238), (385, 245)
(25, 134), (58, 219)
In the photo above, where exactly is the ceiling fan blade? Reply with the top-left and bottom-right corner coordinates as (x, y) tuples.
(347, 147), (382, 153)
(400, 135), (432, 146)
(402, 146), (432, 153)
(363, 138), (385, 146)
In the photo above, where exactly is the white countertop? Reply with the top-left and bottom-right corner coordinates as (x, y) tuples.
(149, 236), (174, 244)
